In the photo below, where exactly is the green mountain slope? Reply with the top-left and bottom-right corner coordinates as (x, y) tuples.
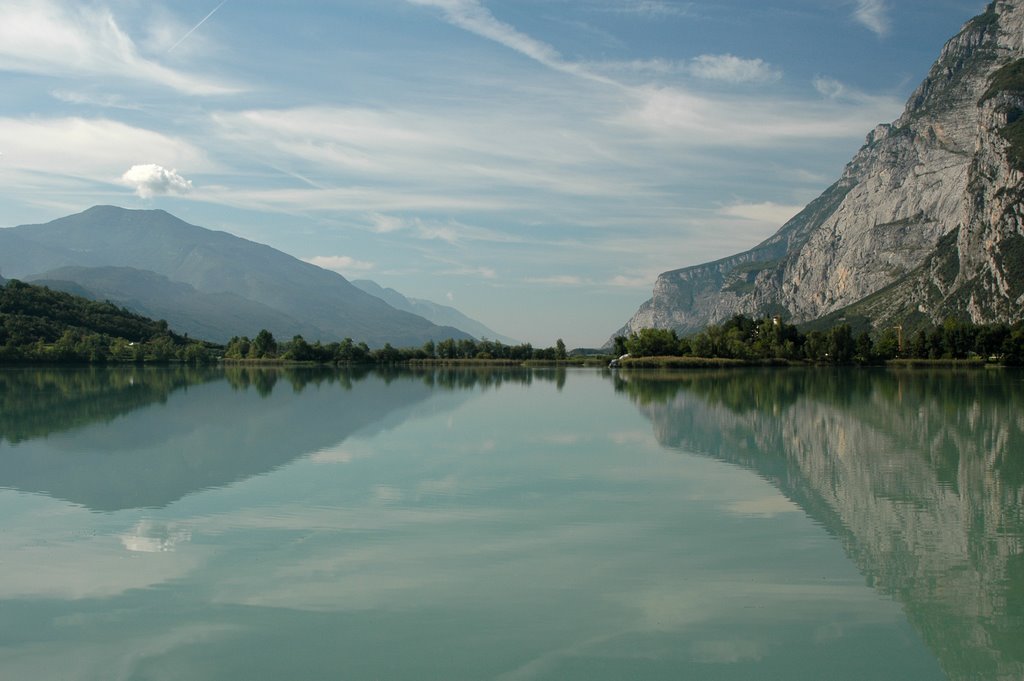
(30, 266), (317, 344)
(0, 278), (216, 364)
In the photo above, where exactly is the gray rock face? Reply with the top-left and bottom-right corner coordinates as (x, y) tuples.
(617, 2), (1024, 339)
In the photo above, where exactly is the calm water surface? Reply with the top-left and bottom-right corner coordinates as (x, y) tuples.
(0, 366), (1021, 680)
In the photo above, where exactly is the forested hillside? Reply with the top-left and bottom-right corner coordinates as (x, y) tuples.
(0, 279), (212, 363)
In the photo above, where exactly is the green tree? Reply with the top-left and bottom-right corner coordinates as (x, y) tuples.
(285, 335), (314, 361)
(854, 331), (875, 363)
(250, 329), (278, 359)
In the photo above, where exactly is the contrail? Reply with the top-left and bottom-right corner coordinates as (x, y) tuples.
(169, 0), (228, 53)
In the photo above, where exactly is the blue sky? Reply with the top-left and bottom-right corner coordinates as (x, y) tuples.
(0, 0), (988, 346)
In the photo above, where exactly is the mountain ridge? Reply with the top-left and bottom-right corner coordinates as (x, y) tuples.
(0, 206), (472, 347)
(616, 1), (1024, 341)
(351, 279), (519, 345)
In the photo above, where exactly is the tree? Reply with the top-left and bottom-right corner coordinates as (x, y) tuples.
(875, 328), (900, 359)
(250, 329), (278, 359)
(613, 336), (628, 356)
(285, 335), (314, 361)
(555, 338), (567, 360)
(625, 328), (680, 357)
(854, 331), (875, 363)
(827, 324), (855, 363)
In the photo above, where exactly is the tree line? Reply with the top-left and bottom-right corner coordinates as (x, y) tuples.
(224, 331), (570, 363)
(614, 315), (1024, 364)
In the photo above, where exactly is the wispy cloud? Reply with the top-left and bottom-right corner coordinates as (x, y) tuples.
(0, 0), (239, 95)
(525, 275), (586, 286)
(405, 0), (614, 85)
(688, 54), (781, 84)
(404, 1), (895, 146)
(595, 54), (782, 84)
(306, 255), (376, 276)
(853, 0), (889, 37)
(0, 117), (209, 180)
(719, 202), (803, 225)
(50, 89), (141, 110)
(599, 1), (694, 18)
(445, 266), (498, 279)
(607, 274), (655, 288)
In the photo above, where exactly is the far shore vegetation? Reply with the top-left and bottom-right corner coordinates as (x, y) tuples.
(3, 278), (1024, 368)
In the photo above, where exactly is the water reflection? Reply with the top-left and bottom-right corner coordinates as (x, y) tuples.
(0, 366), (555, 511)
(615, 367), (1024, 681)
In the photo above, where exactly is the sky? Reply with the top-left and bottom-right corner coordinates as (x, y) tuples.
(0, 0), (990, 347)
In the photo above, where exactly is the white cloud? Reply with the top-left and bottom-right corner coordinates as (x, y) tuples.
(814, 77), (847, 100)
(853, 0), (889, 37)
(50, 89), (140, 110)
(525, 275), (585, 286)
(0, 0), (239, 95)
(444, 266), (497, 279)
(121, 164), (194, 198)
(369, 213), (408, 234)
(624, 83), (901, 144)
(720, 202), (803, 225)
(0, 117), (209, 184)
(306, 255), (376, 276)
(595, 55), (781, 84)
(405, 0), (612, 85)
(615, 1), (693, 17)
(689, 54), (781, 84)
(607, 274), (654, 288)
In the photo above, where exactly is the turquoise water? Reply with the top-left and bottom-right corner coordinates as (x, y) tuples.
(0, 366), (1021, 680)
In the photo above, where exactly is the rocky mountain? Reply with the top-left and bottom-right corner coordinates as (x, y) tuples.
(617, 1), (1024, 339)
(352, 279), (519, 345)
(0, 206), (471, 346)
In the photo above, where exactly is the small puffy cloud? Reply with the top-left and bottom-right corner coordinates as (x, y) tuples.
(121, 164), (193, 198)
(306, 255), (376, 276)
(853, 0), (889, 37)
(689, 54), (781, 84)
(720, 202), (803, 225)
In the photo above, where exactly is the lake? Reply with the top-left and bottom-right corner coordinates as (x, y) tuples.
(0, 365), (1021, 680)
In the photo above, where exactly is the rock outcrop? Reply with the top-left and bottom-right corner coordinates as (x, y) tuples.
(617, 2), (1024, 339)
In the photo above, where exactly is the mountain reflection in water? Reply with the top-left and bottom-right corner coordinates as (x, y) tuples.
(615, 367), (1024, 681)
(0, 366), (555, 511)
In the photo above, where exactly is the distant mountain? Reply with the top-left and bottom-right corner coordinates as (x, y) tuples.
(616, 2), (1024, 339)
(0, 206), (471, 346)
(29, 266), (315, 344)
(352, 279), (518, 344)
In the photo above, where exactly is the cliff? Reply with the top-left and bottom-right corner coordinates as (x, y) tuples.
(617, 2), (1024, 338)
